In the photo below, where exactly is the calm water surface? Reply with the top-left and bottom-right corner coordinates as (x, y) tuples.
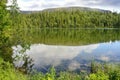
(12, 41), (120, 72)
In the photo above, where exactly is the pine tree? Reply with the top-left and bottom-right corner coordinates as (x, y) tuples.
(0, 0), (12, 62)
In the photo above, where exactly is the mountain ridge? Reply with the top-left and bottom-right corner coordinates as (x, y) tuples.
(21, 6), (111, 13)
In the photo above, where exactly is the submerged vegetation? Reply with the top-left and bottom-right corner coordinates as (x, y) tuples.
(0, 0), (120, 80)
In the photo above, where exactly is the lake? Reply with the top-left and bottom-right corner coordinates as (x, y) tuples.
(12, 28), (120, 45)
(12, 40), (120, 72)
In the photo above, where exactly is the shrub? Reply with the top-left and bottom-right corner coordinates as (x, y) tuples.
(88, 70), (109, 80)
(0, 58), (27, 80)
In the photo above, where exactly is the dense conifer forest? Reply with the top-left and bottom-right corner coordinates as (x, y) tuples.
(13, 8), (120, 28)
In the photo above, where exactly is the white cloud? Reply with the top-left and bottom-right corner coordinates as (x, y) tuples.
(9, 0), (119, 12)
(12, 43), (99, 68)
(100, 56), (110, 62)
(68, 61), (80, 71)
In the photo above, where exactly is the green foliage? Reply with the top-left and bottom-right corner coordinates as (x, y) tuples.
(0, 0), (11, 46)
(109, 70), (120, 80)
(108, 65), (120, 80)
(30, 67), (82, 80)
(29, 63), (120, 80)
(0, 58), (27, 80)
(57, 72), (82, 80)
(88, 71), (109, 80)
(30, 67), (56, 80)
(29, 72), (46, 80)
(13, 44), (33, 74)
(1, 1), (120, 80)
(10, 9), (120, 45)
(10, 0), (19, 14)
(0, 59), (120, 80)
(12, 9), (120, 29)
(0, 0), (13, 62)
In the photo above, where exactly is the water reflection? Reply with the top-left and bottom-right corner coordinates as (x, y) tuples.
(12, 41), (120, 72)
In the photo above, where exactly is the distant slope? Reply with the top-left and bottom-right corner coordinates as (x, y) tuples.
(21, 6), (111, 13)
(17, 6), (120, 29)
(43, 7), (111, 13)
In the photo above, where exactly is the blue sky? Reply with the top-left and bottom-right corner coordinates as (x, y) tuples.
(8, 0), (120, 12)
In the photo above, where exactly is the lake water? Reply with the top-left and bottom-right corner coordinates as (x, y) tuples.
(12, 41), (120, 72)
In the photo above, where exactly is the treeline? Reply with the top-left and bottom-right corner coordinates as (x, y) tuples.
(12, 9), (120, 29)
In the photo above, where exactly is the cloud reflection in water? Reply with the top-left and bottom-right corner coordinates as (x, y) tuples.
(12, 41), (120, 72)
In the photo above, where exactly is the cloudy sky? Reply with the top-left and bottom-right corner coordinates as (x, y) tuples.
(8, 0), (120, 11)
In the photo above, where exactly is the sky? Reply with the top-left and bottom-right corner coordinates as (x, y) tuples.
(8, 0), (120, 12)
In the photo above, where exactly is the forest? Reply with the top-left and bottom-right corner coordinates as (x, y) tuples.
(0, 0), (120, 80)
(11, 6), (120, 45)
(13, 7), (120, 28)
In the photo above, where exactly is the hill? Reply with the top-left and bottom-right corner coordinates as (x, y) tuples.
(21, 6), (111, 13)
(43, 7), (111, 13)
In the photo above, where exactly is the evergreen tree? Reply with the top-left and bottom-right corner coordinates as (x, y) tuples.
(0, 0), (12, 62)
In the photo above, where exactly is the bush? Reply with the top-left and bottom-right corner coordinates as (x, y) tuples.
(88, 70), (109, 80)
(108, 66), (120, 80)
(0, 58), (27, 80)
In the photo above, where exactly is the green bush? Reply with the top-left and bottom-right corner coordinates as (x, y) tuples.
(88, 70), (109, 80)
(0, 58), (27, 80)
(57, 72), (82, 80)
(0, 58), (120, 80)
(108, 66), (120, 80)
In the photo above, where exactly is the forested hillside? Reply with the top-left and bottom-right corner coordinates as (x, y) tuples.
(12, 7), (120, 29)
